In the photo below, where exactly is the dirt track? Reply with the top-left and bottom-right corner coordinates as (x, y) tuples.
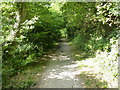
(35, 39), (82, 88)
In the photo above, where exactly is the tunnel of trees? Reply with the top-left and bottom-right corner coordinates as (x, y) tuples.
(1, 1), (119, 88)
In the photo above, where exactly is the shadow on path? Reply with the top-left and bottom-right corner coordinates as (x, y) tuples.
(35, 38), (82, 88)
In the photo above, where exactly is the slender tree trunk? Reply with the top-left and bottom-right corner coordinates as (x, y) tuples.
(13, 2), (27, 38)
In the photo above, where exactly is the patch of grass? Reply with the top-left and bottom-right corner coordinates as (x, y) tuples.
(80, 72), (108, 88)
(79, 64), (88, 69)
(3, 55), (50, 89)
(7, 79), (36, 88)
(72, 41), (118, 88)
(72, 49), (109, 88)
(85, 80), (91, 86)
(72, 50), (96, 61)
(68, 41), (72, 45)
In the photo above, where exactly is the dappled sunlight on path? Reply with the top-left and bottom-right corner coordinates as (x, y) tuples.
(47, 62), (81, 80)
(35, 40), (82, 88)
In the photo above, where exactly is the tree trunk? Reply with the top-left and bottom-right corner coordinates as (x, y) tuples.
(13, 2), (27, 39)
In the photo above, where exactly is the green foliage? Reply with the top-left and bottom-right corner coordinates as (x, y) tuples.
(61, 2), (119, 42)
(76, 39), (118, 88)
(2, 2), (64, 88)
(60, 28), (67, 37)
(73, 33), (87, 51)
(61, 2), (118, 87)
(61, 2), (118, 55)
(1, 1), (119, 88)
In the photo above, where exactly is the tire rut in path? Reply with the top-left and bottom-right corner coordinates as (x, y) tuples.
(35, 40), (82, 88)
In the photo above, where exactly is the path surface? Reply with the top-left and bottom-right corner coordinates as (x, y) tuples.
(36, 39), (82, 88)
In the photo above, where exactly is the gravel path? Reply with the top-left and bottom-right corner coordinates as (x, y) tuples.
(35, 39), (82, 88)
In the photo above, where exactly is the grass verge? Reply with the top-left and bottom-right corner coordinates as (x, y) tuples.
(72, 40), (118, 88)
(3, 54), (51, 88)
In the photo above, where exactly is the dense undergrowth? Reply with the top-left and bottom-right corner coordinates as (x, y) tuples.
(61, 2), (119, 88)
(73, 38), (118, 88)
(1, 2), (64, 88)
(3, 52), (52, 88)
